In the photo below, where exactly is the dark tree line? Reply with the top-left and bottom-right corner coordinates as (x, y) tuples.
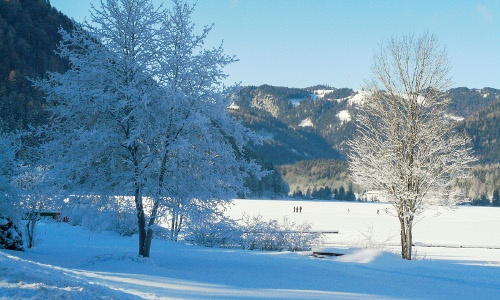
(471, 187), (500, 206)
(292, 184), (356, 201)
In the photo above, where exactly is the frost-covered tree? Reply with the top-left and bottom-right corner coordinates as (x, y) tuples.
(0, 131), (20, 220)
(0, 131), (24, 251)
(14, 165), (51, 248)
(34, 0), (262, 257)
(349, 33), (475, 260)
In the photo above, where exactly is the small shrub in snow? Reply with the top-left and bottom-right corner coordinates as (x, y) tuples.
(355, 225), (394, 250)
(184, 213), (322, 252)
(0, 216), (24, 251)
(240, 214), (323, 252)
(184, 216), (241, 248)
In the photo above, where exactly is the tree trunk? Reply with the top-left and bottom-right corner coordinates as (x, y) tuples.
(143, 226), (153, 257)
(399, 215), (413, 260)
(25, 211), (38, 249)
(134, 186), (148, 257)
(143, 198), (160, 258)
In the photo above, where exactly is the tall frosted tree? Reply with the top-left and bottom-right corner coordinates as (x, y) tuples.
(34, 0), (262, 257)
(349, 33), (475, 260)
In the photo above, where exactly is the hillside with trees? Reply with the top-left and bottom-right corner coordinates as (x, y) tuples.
(457, 98), (500, 164)
(0, 0), (72, 131)
(232, 85), (500, 201)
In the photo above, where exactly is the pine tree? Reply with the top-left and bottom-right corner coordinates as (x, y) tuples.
(338, 185), (346, 200)
(492, 188), (499, 207)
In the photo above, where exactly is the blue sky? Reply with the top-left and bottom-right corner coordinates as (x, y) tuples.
(50, 0), (499, 89)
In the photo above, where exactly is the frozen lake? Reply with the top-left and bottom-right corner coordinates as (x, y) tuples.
(226, 199), (500, 264)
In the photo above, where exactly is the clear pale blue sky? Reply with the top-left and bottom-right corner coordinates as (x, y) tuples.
(50, 0), (499, 89)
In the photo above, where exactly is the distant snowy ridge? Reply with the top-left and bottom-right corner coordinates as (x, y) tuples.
(313, 89), (336, 99)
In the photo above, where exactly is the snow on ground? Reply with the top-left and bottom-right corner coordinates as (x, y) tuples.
(228, 102), (240, 110)
(336, 110), (351, 122)
(347, 90), (370, 105)
(1, 199), (500, 299)
(313, 89), (335, 99)
(445, 113), (465, 122)
(298, 118), (314, 127)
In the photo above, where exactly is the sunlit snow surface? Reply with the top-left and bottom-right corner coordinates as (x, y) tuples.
(1, 199), (500, 299)
(298, 118), (314, 127)
(337, 110), (351, 122)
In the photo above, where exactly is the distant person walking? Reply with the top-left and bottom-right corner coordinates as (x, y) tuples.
(299, 206), (302, 213)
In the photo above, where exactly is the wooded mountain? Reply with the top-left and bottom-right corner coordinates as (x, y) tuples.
(232, 85), (500, 163)
(0, 0), (72, 132)
(231, 85), (500, 199)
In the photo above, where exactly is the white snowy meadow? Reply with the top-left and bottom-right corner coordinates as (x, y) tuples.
(1, 199), (500, 299)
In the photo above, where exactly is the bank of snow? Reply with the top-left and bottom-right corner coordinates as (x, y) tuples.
(1, 199), (500, 299)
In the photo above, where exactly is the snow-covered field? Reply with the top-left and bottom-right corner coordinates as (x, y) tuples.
(2, 199), (500, 299)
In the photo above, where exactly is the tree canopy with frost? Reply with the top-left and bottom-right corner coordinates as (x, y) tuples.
(348, 33), (475, 260)
(34, 0), (262, 257)
(0, 131), (20, 220)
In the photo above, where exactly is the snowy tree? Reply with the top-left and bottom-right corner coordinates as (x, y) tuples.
(14, 165), (51, 248)
(0, 131), (24, 251)
(348, 33), (475, 260)
(34, 0), (262, 257)
(0, 131), (21, 220)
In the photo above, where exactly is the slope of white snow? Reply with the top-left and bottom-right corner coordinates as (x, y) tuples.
(313, 89), (335, 99)
(1, 199), (500, 299)
(445, 113), (465, 122)
(299, 118), (314, 127)
(337, 110), (351, 122)
(347, 90), (370, 105)
(228, 102), (240, 110)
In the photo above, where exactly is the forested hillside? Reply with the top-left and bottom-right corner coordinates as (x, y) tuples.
(232, 85), (500, 200)
(233, 85), (500, 164)
(0, 0), (72, 131)
(448, 87), (500, 118)
(457, 98), (500, 164)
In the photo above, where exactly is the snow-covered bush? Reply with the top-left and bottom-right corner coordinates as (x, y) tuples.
(240, 214), (323, 252)
(0, 131), (23, 251)
(355, 225), (393, 250)
(0, 216), (24, 251)
(184, 216), (241, 248)
(187, 212), (323, 252)
(62, 196), (137, 236)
